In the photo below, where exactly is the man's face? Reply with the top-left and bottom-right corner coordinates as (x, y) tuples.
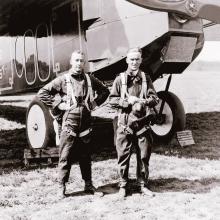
(70, 53), (85, 73)
(126, 51), (142, 72)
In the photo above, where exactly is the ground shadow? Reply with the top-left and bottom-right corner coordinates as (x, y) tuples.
(65, 183), (119, 198)
(154, 111), (220, 160)
(1, 111), (220, 168)
(62, 177), (220, 198)
(0, 128), (26, 159)
(149, 178), (220, 194)
(0, 105), (26, 124)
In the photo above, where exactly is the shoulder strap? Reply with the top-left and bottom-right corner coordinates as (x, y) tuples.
(140, 71), (148, 99)
(120, 72), (129, 99)
(84, 73), (94, 111)
(65, 73), (77, 108)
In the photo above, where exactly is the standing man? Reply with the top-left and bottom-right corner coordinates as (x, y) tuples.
(38, 50), (109, 197)
(109, 47), (159, 198)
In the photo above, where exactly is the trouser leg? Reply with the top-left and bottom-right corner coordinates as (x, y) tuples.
(59, 130), (75, 184)
(136, 144), (141, 180)
(78, 139), (92, 183)
(116, 127), (133, 188)
(136, 132), (152, 186)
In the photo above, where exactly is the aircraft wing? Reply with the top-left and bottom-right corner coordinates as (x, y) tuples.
(127, 0), (220, 24)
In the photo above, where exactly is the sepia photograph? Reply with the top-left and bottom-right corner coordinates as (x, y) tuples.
(0, 0), (220, 219)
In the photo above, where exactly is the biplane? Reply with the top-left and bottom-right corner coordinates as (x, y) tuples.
(0, 0), (219, 149)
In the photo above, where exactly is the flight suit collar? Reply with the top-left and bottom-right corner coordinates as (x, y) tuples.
(69, 70), (85, 80)
(126, 69), (142, 82)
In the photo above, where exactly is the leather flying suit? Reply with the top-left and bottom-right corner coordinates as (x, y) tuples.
(38, 72), (109, 184)
(109, 70), (158, 188)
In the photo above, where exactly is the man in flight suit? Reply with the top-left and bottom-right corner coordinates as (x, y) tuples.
(109, 47), (159, 198)
(38, 50), (109, 197)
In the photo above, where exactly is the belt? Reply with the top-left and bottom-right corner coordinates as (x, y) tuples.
(136, 126), (148, 136)
(63, 127), (92, 137)
(119, 123), (149, 136)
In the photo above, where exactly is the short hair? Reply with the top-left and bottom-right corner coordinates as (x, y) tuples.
(70, 50), (84, 60)
(127, 47), (142, 56)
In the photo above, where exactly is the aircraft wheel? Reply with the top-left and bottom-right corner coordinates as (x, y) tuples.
(151, 91), (186, 143)
(26, 96), (55, 149)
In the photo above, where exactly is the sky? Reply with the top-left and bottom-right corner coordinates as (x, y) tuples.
(195, 41), (220, 62)
(196, 23), (220, 62)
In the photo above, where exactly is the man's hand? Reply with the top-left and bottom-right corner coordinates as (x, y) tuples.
(145, 97), (153, 105)
(58, 102), (70, 111)
(145, 95), (159, 107)
(128, 96), (139, 105)
(90, 100), (97, 110)
(118, 98), (129, 109)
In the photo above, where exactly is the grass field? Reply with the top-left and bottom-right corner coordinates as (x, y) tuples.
(0, 153), (219, 220)
(0, 71), (220, 219)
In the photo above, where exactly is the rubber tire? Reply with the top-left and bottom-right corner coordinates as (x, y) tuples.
(26, 96), (55, 149)
(151, 91), (186, 143)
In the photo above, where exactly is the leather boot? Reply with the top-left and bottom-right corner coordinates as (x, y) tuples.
(140, 185), (155, 197)
(118, 187), (127, 198)
(84, 181), (104, 197)
(58, 183), (66, 199)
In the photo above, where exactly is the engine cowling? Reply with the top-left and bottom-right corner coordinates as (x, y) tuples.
(127, 0), (220, 24)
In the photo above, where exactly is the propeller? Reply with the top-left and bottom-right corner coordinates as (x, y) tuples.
(126, 0), (220, 24)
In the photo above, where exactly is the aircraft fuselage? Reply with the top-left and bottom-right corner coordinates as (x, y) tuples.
(0, 0), (204, 95)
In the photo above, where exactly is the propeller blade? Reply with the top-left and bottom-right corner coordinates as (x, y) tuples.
(127, 0), (220, 24)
